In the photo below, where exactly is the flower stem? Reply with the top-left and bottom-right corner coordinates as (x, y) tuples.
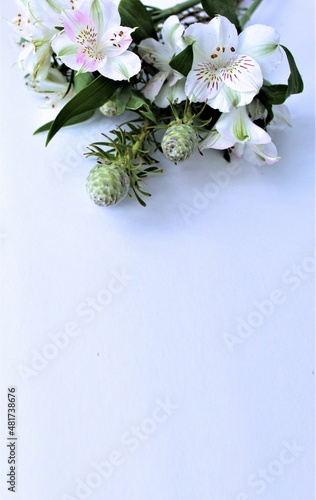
(131, 125), (149, 157)
(239, 0), (264, 29)
(152, 0), (201, 22)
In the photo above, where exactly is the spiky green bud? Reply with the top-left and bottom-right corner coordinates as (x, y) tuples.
(86, 164), (130, 206)
(162, 123), (198, 164)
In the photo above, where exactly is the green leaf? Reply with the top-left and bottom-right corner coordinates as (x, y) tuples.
(119, 0), (157, 43)
(281, 44), (304, 98)
(257, 45), (304, 123)
(114, 84), (132, 115)
(258, 84), (288, 106)
(33, 110), (96, 135)
(126, 92), (157, 123)
(46, 75), (121, 145)
(202, 0), (240, 29)
(169, 44), (194, 77)
(73, 72), (95, 94)
(126, 94), (147, 111)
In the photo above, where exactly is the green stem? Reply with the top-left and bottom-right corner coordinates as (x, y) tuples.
(153, 0), (201, 22)
(239, 0), (264, 29)
(131, 126), (149, 157)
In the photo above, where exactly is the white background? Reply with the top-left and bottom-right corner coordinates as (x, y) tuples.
(0, 1), (315, 499)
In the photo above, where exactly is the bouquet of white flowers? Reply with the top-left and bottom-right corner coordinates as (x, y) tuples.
(9, 0), (303, 206)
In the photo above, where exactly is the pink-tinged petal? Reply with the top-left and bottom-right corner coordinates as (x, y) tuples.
(76, 47), (106, 72)
(220, 54), (263, 93)
(161, 15), (186, 52)
(238, 24), (282, 77)
(62, 4), (95, 42)
(155, 79), (186, 108)
(185, 64), (223, 103)
(200, 130), (234, 150)
(98, 50), (141, 80)
(142, 72), (169, 102)
(100, 26), (135, 56)
(138, 37), (173, 71)
(216, 107), (271, 144)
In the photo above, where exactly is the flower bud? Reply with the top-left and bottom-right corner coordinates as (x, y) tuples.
(162, 123), (198, 163)
(99, 100), (120, 117)
(86, 164), (130, 206)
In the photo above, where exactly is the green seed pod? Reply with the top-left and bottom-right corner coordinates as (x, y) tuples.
(162, 123), (198, 164)
(86, 164), (130, 206)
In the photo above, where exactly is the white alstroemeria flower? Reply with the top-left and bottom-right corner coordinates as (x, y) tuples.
(18, 41), (53, 80)
(185, 16), (282, 112)
(10, 0), (56, 41)
(201, 106), (280, 165)
(138, 15), (187, 108)
(51, 0), (141, 80)
(27, 67), (69, 106)
(27, 0), (86, 31)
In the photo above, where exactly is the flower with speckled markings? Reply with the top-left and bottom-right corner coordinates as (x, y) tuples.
(185, 15), (282, 112)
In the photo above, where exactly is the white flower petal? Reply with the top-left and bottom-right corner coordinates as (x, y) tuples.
(161, 15), (186, 52)
(200, 130), (234, 150)
(238, 24), (282, 77)
(243, 141), (280, 165)
(215, 106), (271, 144)
(221, 54), (262, 93)
(185, 16), (238, 66)
(142, 71), (169, 102)
(216, 107), (272, 144)
(138, 38), (173, 71)
(207, 86), (245, 113)
(98, 50), (141, 80)
(91, 0), (120, 37)
(51, 32), (80, 70)
(185, 66), (223, 104)
(155, 79), (186, 108)
(100, 27), (135, 57)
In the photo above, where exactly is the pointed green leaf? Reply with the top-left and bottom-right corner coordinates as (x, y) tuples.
(119, 0), (157, 43)
(46, 75), (121, 145)
(257, 45), (303, 122)
(33, 110), (96, 136)
(169, 44), (194, 77)
(281, 44), (304, 98)
(201, 0), (240, 29)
